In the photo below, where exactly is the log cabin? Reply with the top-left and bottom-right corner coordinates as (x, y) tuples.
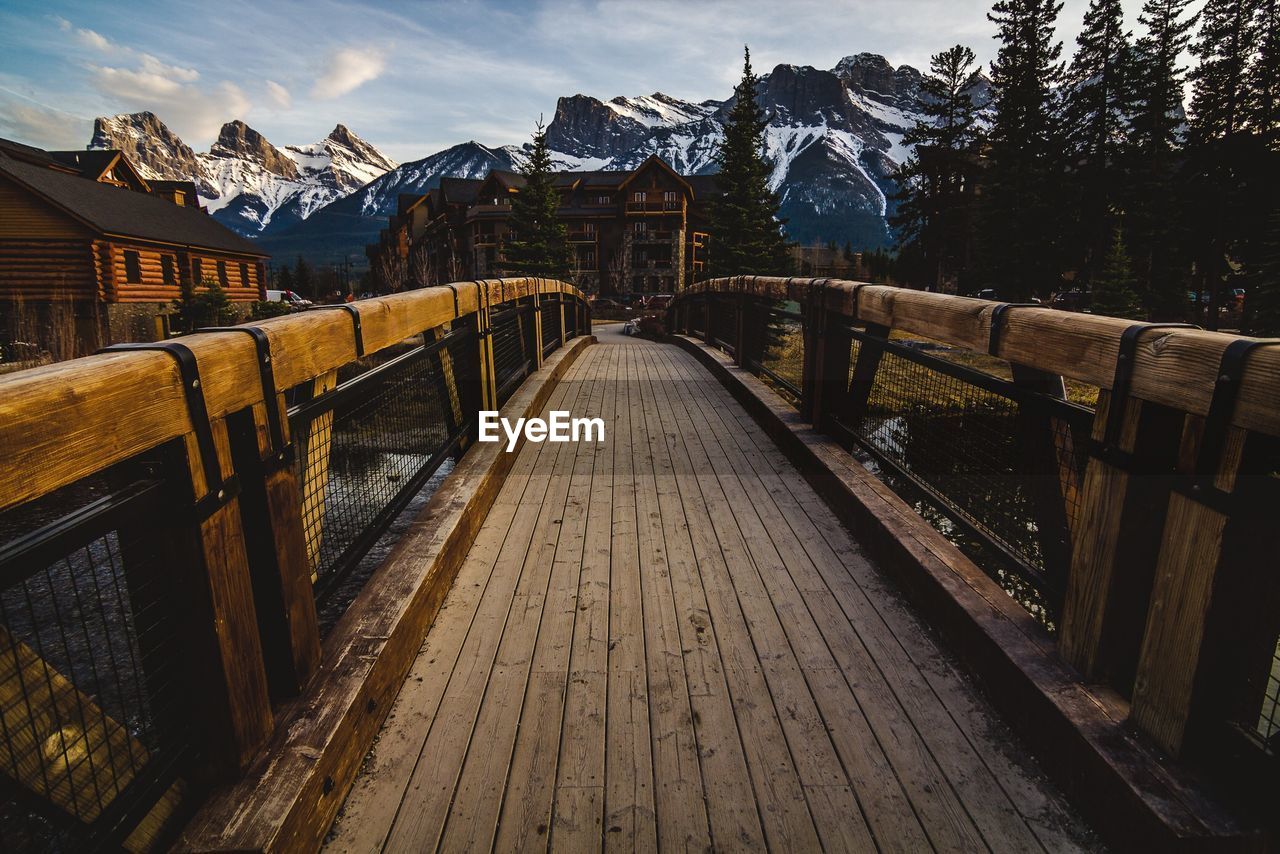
(0, 138), (268, 355)
(369, 155), (719, 295)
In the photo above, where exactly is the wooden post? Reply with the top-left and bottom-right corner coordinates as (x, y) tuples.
(702, 293), (714, 346)
(845, 323), (890, 429)
(174, 419), (274, 775)
(558, 291), (567, 347)
(1130, 422), (1271, 754)
(810, 309), (854, 434)
(226, 406), (321, 702)
(734, 292), (747, 366)
(1059, 393), (1185, 685)
(532, 292), (544, 369)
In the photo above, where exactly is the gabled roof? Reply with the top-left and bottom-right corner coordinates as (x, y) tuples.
(439, 177), (482, 205)
(683, 174), (721, 200)
(0, 151), (266, 257)
(397, 192), (430, 216)
(0, 138), (74, 171)
(48, 149), (151, 191)
(618, 154), (692, 193)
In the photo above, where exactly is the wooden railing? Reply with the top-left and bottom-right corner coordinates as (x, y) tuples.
(670, 276), (1280, 782)
(0, 278), (588, 849)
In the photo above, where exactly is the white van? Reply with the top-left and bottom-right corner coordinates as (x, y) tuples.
(265, 289), (312, 308)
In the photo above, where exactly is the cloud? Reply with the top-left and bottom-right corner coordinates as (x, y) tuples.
(0, 87), (91, 149)
(312, 47), (386, 99)
(265, 80), (292, 109)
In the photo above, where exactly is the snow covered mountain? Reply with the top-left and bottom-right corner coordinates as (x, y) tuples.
(103, 51), (985, 264)
(88, 113), (397, 237)
(270, 51), (987, 263)
(254, 140), (518, 265)
(544, 53), (989, 248)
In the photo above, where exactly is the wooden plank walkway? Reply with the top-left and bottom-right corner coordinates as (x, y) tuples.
(325, 327), (1098, 853)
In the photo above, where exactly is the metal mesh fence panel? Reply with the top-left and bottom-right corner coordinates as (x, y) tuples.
(541, 298), (560, 357)
(0, 474), (193, 851)
(492, 304), (535, 407)
(292, 328), (475, 631)
(754, 309), (804, 401)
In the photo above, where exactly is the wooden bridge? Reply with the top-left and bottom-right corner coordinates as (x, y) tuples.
(0, 277), (1276, 851)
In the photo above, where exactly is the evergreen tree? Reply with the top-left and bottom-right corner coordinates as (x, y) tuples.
(1063, 0), (1134, 285)
(708, 46), (792, 277)
(978, 0), (1068, 300)
(1247, 208), (1280, 334)
(1126, 0), (1198, 317)
(1251, 0), (1279, 147)
(276, 264), (295, 293)
(1187, 0), (1263, 327)
(294, 256), (315, 301)
(1189, 0), (1259, 142)
(892, 45), (984, 291)
(1091, 225), (1145, 317)
(505, 119), (572, 278)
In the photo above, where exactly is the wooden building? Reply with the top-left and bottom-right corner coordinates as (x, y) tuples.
(369, 155), (718, 295)
(0, 138), (268, 354)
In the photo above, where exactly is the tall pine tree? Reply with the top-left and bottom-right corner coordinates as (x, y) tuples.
(1251, 0), (1279, 148)
(708, 47), (791, 278)
(891, 45), (984, 292)
(1125, 0), (1198, 317)
(1091, 224), (1145, 318)
(505, 120), (572, 278)
(1187, 0), (1263, 327)
(978, 0), (1068, 300)
(1063, 0), (1133, 286)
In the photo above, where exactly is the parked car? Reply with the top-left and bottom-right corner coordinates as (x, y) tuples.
(265, 289), (313, 308)
(642, 294), (673, 310)
(591, 298), (626, 310)
(622, 319), (639, 336)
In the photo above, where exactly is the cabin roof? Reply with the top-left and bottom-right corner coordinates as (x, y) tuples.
(439, 177), (482, 204)
(0, 151), (267, 257)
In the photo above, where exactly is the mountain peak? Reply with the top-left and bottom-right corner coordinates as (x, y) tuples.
(89, 112), (200, 182)
(211, 120), (299, 179)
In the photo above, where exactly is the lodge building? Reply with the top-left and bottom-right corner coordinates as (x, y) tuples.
(0, 137), (268, 355)
(368, 154), (717, 294)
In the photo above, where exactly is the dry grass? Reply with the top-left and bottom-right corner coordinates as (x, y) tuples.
(763, 326), (1100, 412)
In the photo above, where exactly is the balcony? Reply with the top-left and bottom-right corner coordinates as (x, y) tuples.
(632, 230), (676, 243)
(625, 200), (684, 213)
(567, 231), (598, 243)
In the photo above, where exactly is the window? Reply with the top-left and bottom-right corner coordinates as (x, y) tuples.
(217, 260), (229, 288)
(123, 250), (141, 284)
(634, 221), (647, 233)
(664, 191), (678, 202)
(632, 191), (645, 202)
(160, 254), (177, 286)
(595, 195), (611, 205)
(584, 222), (596, 233)
(173, 190), (185, 205)
(239, 263), (251, 288)
(192, 258), (203, 284)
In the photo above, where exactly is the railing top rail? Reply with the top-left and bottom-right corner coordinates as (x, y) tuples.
(0, 277), (584, 513)
(677, 276), (1280, 437)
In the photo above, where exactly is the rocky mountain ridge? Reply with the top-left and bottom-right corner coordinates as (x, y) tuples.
(88, 113), (398, 236)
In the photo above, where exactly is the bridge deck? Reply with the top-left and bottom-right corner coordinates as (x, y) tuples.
(326, 328), (1096, 852)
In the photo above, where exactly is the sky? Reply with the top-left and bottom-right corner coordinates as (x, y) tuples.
(0, 0), (1202, 164)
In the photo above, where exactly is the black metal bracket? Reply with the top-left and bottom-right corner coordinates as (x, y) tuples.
(1090, 322), (1200, 468)
(315, 304), (364, 357)
(987, 303), (1039, 356)
(1174, 339), (1280, 510)
(198, 325), (291, 466)
(97, 341), (235, 519)
(444, 282), (459, 316)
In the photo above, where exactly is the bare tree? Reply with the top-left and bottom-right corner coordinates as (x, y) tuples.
(377, 248), (408, 294)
